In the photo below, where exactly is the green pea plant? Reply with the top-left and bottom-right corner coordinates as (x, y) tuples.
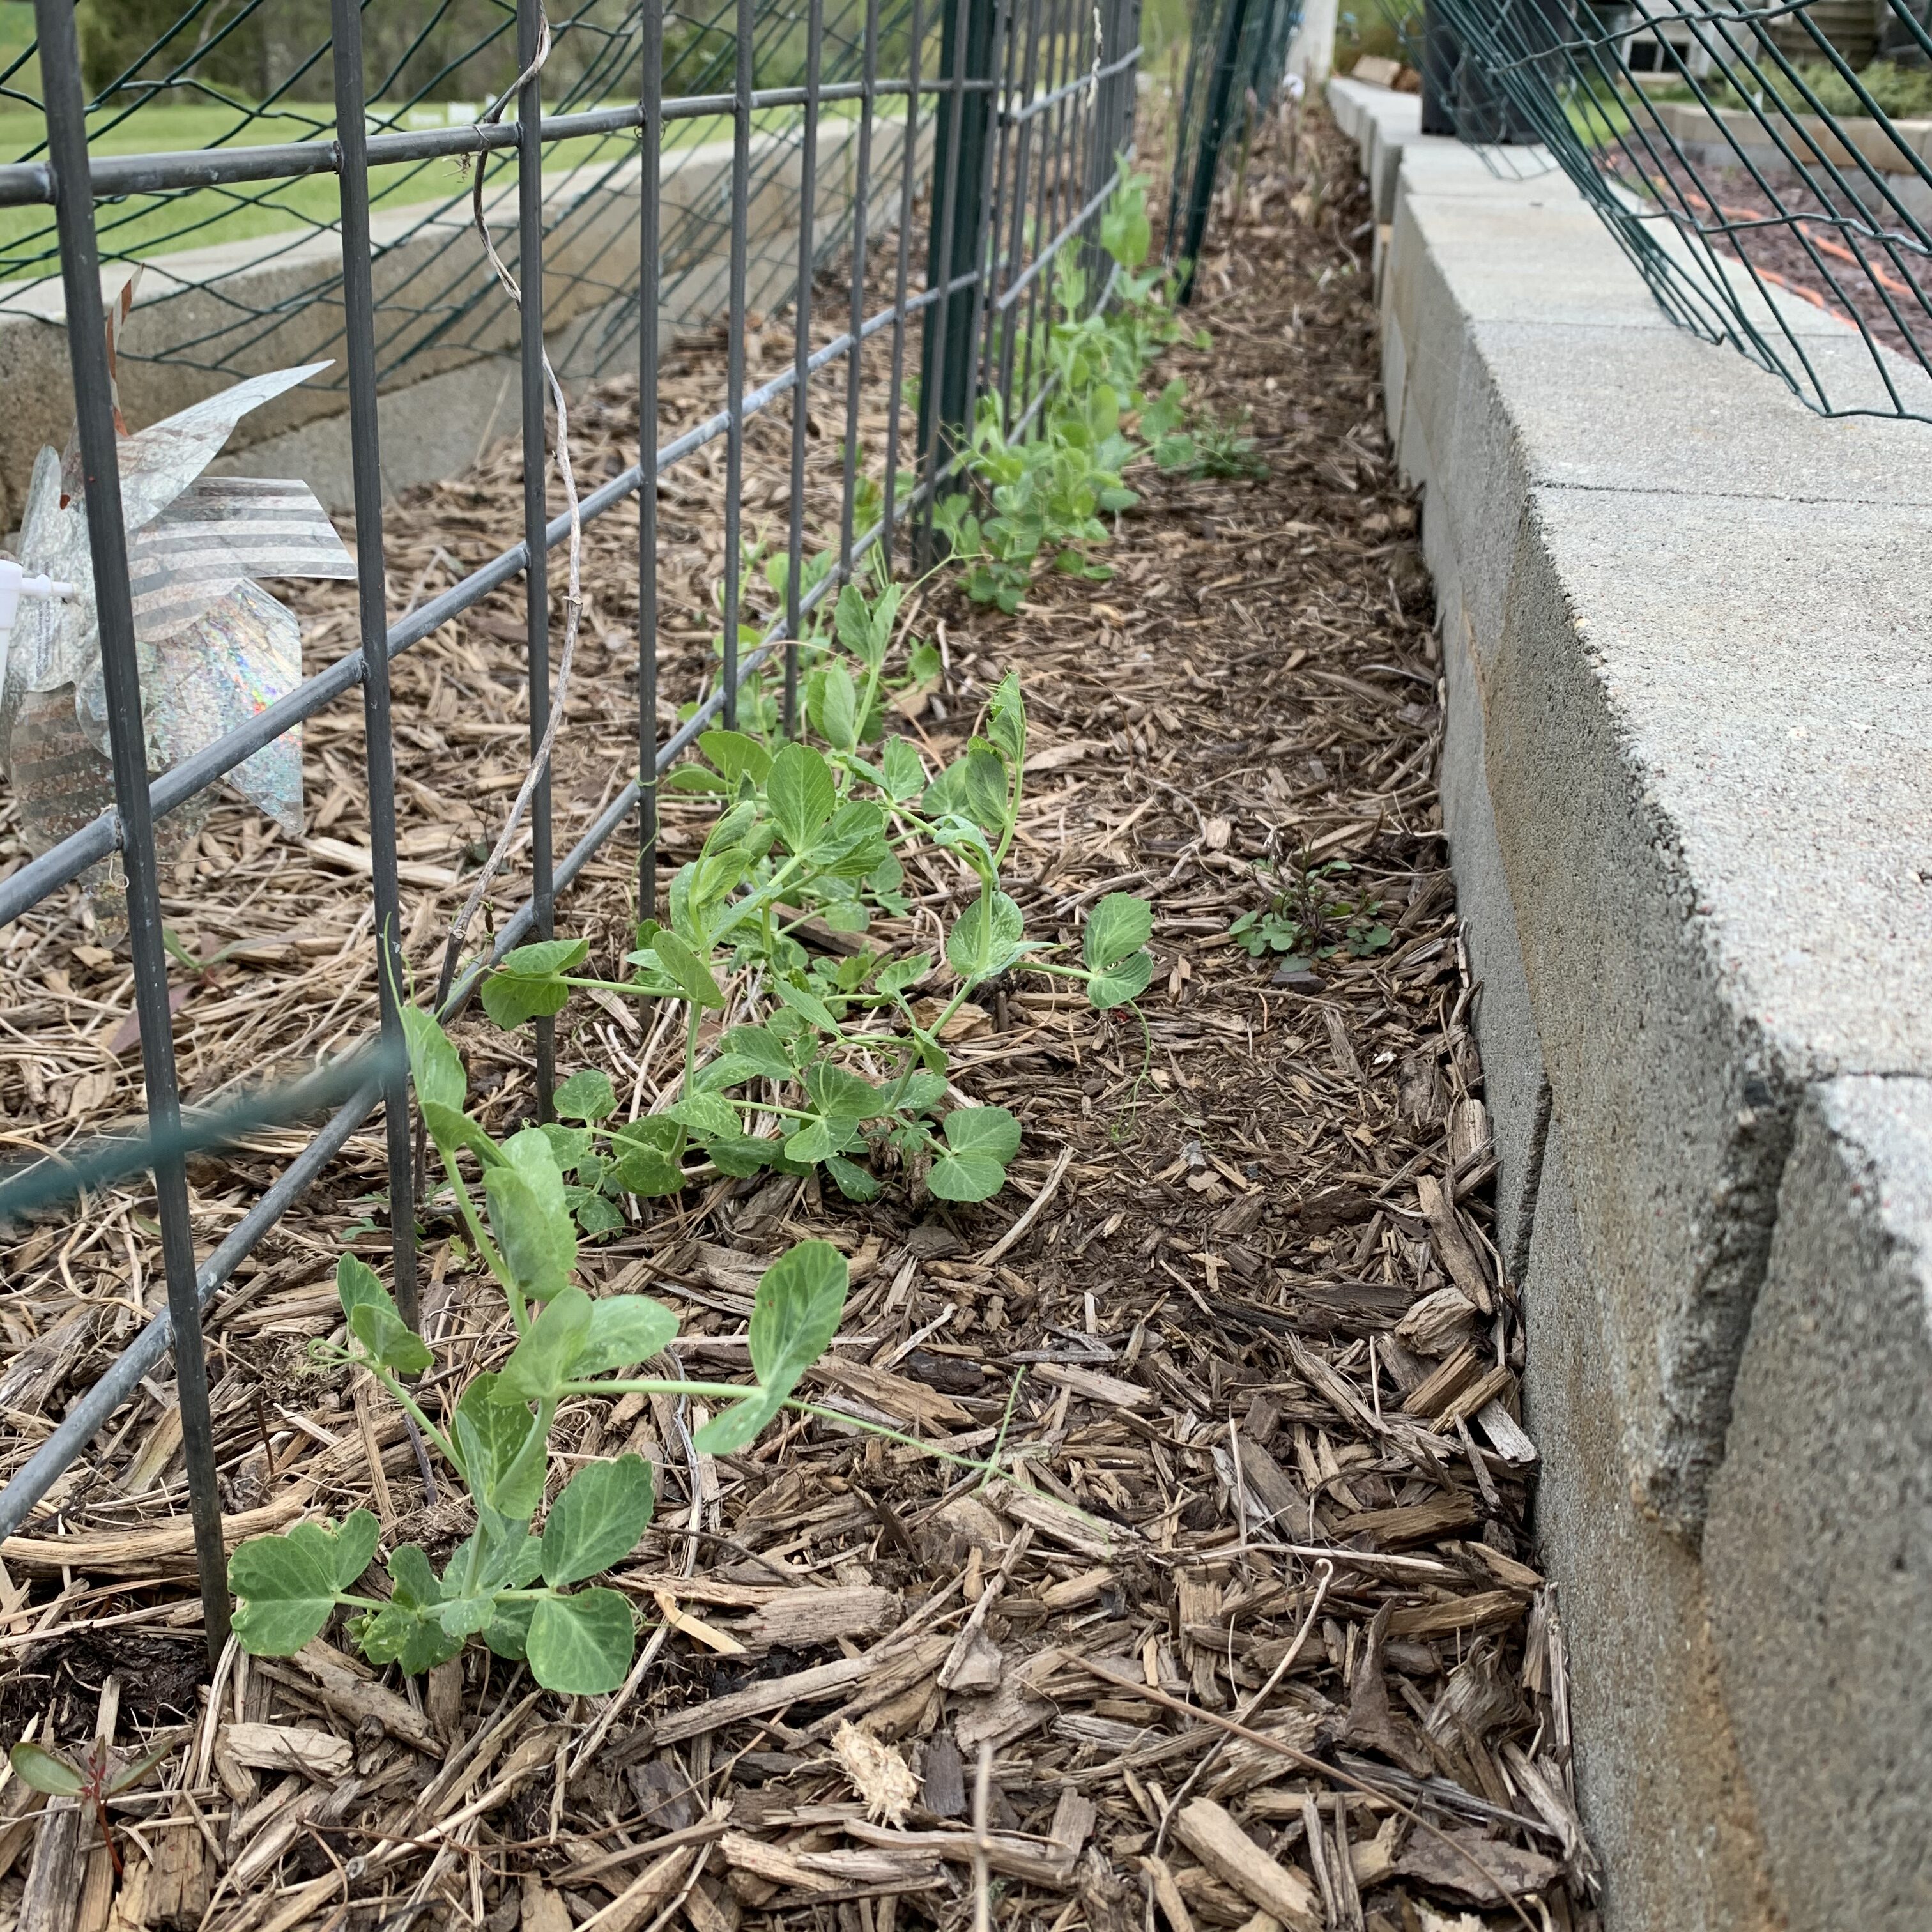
(225, 1004), (1066, 1696)
(1226, 852), (1393, 968)
(475, 573), (1155, 1218)
(935, 162), (1223, 613)
(224, 588), (1156, 1698)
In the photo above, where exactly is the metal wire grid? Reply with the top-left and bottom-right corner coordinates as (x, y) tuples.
(1, 0), (1142, 1644)
(1166, 0), (1301, 296)
(1406, 1), (1932, 422)
(0, 0), (916, 389)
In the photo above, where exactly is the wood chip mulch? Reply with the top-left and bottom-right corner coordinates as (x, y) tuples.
(0, 100), (1602, 1932)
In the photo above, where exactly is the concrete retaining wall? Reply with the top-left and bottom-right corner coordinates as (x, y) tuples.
(1330, 73), (1932, 1932)
(0, 115), (926, 520)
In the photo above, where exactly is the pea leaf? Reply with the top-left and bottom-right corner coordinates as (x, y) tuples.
(8, 1744), (82, 1796)
(703, 1132), (780, 1177)
(574, 1192), (625, 1237)
(772, 976), (842, 1036)
(923, 744), (1009, 833)
(610, 1117), (687, 1197)
(647, 930), (726, 1010)
(360, 1600), (464, 1673)
(926, 1105), (1021, 1202)
(576, 1296), (679, 1376)
(484, 1128), (577, 1300)
(720, 1024), (797, 1081)
(698, 728), (772, 788)
(453, 1374), (548, 1522)
(825, 1154), (881, 1202)
(402, 1006), (466, 1117)
(554, 1069), (617, 1123)
(1087, 948), (1154, 1010)
(500, 1285), (593, 1402)
(986, 672), (1026, 769)
(875, 951), (933, 997)
(229, 1511), (379, 1656)
(542, 1454), (656, 1587)
(809, 661), (860, 751)
(484, 1597), (536, 1660)
(539, 1123), (593, 1173)
(880, 738), (926, 802)
(528, 1588), (636, 1694)
(336, 1255), (431, 1376)
(694, 1240), (848, 1454)
(893, 1070), (948, 1114)
(802, 1062), (881, 1121)
(768, 742), (837, 856)
(668, 1091), (741, 1142)
(1083, 893), (1154, 970)
(946, 890), (1027, 986)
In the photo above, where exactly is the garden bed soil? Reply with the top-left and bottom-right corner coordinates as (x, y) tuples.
(0, 102), (1602, 1932)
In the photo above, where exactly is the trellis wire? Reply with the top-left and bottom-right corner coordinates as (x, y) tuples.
(1390, 0), (1932, 423)
(0, 0), (1154, 1646)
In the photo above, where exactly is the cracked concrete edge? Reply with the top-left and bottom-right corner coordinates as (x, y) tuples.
(1521, 1113), (1784, 1932)
(1337, 77), (1932, 1932)
(1705, 1075), (1932, 1931)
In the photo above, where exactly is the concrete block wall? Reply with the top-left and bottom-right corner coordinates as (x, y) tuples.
(1329, 74), (1932, 1932)
(0, 116), (926, 519)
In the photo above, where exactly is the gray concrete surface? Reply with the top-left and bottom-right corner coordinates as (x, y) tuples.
(1521, 1116), (1782, 1932)
(1331, 68), (1932, 1932)
(1706, 1077), (1932, 1929)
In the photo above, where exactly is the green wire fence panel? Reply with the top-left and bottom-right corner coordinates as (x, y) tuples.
(1166, 0), (1303, 295)
(1403, 0), (1932, 422)
(0, 0), (916, 390)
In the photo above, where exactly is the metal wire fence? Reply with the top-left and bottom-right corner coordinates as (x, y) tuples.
(1383, 1), (1932, 422)
(0, 0), (918, 393)
(0, 0), (1147, 1643)
(1166, 0), (1301, 294)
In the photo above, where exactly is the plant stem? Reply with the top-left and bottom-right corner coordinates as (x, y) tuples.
(364, 1360), (463, 1471)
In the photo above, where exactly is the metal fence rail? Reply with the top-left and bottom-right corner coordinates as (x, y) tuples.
(1399, 0), (1932, 422)
(0, 0), (1143, 1644)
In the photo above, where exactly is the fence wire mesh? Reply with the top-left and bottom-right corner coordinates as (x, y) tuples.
(1367, 1), (1932, 421)
(1166, 0), (1302, 291)
(0, 0), (916, 390)
(0, 0), (1158, 1642)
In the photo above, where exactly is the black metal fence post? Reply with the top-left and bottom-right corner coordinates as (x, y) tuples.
(519, 0), (556, 1119)
(785, 0), (827, 740)
(638, 0), (663, 923)
(30, 0), (230, 1658)
(917, 0), (1000, 538)
(721, 0), (755, 729)
(1177, 0), (1254, 303)
(330, 0), (418, 1329)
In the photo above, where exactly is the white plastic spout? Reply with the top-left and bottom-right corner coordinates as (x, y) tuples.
(0, 558), (71, 638)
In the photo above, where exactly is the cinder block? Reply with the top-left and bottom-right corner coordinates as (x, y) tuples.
(1520, 1114), (1782, 1932)
(1706, 1077), (1932, 1931)
(1436, 566), (1547, 1276)
(1483, 485), (1932, 1532)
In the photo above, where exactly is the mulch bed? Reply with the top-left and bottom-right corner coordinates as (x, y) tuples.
(0, 100), (1602, 1932)
(1604, 139), (1932, 372)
